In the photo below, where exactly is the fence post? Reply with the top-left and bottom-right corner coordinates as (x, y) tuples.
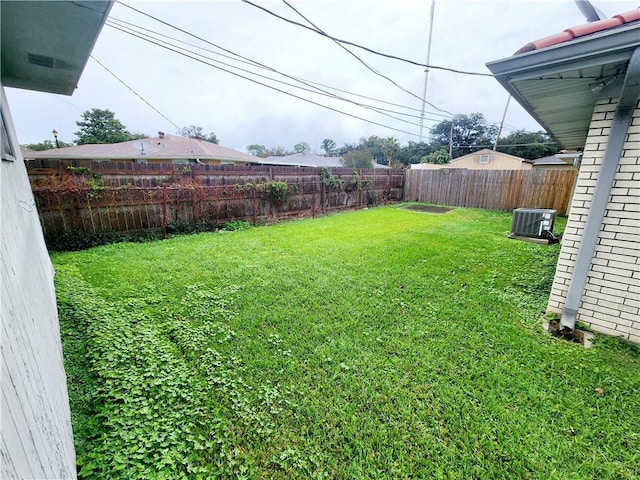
(312, 180), (316, 218)
(252, 187), (257, 226)
(386, 168), (392, 203)
(162, 184), (167, 239)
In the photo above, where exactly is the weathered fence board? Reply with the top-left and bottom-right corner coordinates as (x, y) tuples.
(27, 162), (404, 245)
(404, 168), (576, 215)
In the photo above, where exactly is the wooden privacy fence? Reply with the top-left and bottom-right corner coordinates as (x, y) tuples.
(27, 161), (404, 244)
(404, 168), (577, 215)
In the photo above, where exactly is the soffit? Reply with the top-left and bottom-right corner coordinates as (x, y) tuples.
(487, 22), (640, 150)
(1, 1), (112, 95)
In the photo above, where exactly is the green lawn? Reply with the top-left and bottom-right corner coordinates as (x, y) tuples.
(54, 205), (640, 479)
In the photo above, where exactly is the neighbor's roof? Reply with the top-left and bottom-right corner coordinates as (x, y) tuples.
(258, 153), (391, 169)
(24, 134), (260, 163)
(258, 153), (344, 168)
(486, 8), (640, 150)
(528, 155), (574, 167)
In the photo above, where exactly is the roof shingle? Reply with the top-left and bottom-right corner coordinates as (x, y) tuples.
(24, 134), (259, 163)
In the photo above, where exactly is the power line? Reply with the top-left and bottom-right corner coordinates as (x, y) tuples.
(105, 18), (444, 125)
(281, 0), (453, 115)
(241, 0), (493, 77)
(53, 95), (84, 112)
(110, 1), (527, 141)
(104, 22), (424, 138)
(90, 55), (180, 129)
(105, 21), (444, 129)
(113, 2), (452, 130)
(109, 14), (453, 120)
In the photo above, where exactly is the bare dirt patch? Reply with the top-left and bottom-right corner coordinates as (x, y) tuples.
(402, 205), (453, 214)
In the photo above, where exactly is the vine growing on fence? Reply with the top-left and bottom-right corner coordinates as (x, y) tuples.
(319, 167), (344, 189)
(264, 181), (289, 205)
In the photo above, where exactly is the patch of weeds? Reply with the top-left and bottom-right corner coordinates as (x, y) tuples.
(593, 335), (640, 357)
(366, 190), (380, 206)
(67, 165), (90, 175)
(225, 220), (252, 231)
(166, 220), (219, 235)
(47, 230), (163, 252)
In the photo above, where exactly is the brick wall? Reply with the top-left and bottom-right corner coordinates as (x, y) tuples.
(547, 98), (640, 343)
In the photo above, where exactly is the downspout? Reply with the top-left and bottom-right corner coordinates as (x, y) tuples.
(561, 47), (640, 330)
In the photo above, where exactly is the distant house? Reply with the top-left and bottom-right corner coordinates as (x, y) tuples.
(449, 149), (529, 170)
(487, 8), (640, 343)
(1, 1), (112, 477)
(529, 151), (580, 170)
(412, 149), (531, 170)
(257, 152), (391, 169)
(24, 132), (260, 166)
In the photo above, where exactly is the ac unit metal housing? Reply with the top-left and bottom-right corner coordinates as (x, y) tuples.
(511, 208), (557, 238)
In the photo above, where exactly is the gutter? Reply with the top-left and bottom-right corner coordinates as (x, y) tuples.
(561, 47), (640, 330)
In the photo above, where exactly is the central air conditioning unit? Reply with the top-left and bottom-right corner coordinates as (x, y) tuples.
(510, 208), (558, 241)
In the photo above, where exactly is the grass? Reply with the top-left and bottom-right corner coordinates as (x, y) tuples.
(53, 204), (640, 479)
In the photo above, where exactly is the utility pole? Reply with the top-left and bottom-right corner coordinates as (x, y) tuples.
(493, 95), (511, 151)
(418, 0), (436, 142)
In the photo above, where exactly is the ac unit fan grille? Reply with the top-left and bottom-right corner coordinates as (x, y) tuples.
(511, 208), (556, 238)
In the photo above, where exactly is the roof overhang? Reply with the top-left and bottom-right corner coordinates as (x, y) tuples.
(486, 22), (640, 150)
(1, 1), (112, 95)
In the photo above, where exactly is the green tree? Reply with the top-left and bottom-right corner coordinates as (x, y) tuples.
(341, 149), (373, 168)
(293, 141), (311, 154)
(429, 113), (497, 159)
(338, 136), (384, 164)
(321, 138), (337, 156)
(74, 109), (144, 145)
(421, 149), (450, 164)
(496, 130), (560, 160)
(381, 136), (400, 166)
(23, 139), (73, 151)
(246, 144), (267, 157)
(179, 125), (219, 144)
(396, 141), (432, 166)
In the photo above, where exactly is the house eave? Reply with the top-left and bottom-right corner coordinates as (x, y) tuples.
(486, 21), (640, 150)
(1, 1), (113, 95)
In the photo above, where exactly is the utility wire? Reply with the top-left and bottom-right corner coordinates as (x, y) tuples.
(241, 0), (493, 77)
(281, 0), (453, 115)
(53, 95), (85, 112)
(105, 21), (445, 129)
(104, 23), (423, 138)
(109, 15), (453, 120)
(111, 2), (523, 140)
(113, 2), (452, 127)
(90, 55), (180, 129)
(106, 18), (447, 126)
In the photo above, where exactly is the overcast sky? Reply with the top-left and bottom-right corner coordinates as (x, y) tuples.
(5, 0), (637, 153)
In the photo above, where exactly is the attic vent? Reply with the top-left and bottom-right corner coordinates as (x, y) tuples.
(479, 154), (490, 164)
(27, 53), (55, 68)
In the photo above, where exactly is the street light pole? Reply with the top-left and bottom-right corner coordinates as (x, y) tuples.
(52, 129), (60, 148)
